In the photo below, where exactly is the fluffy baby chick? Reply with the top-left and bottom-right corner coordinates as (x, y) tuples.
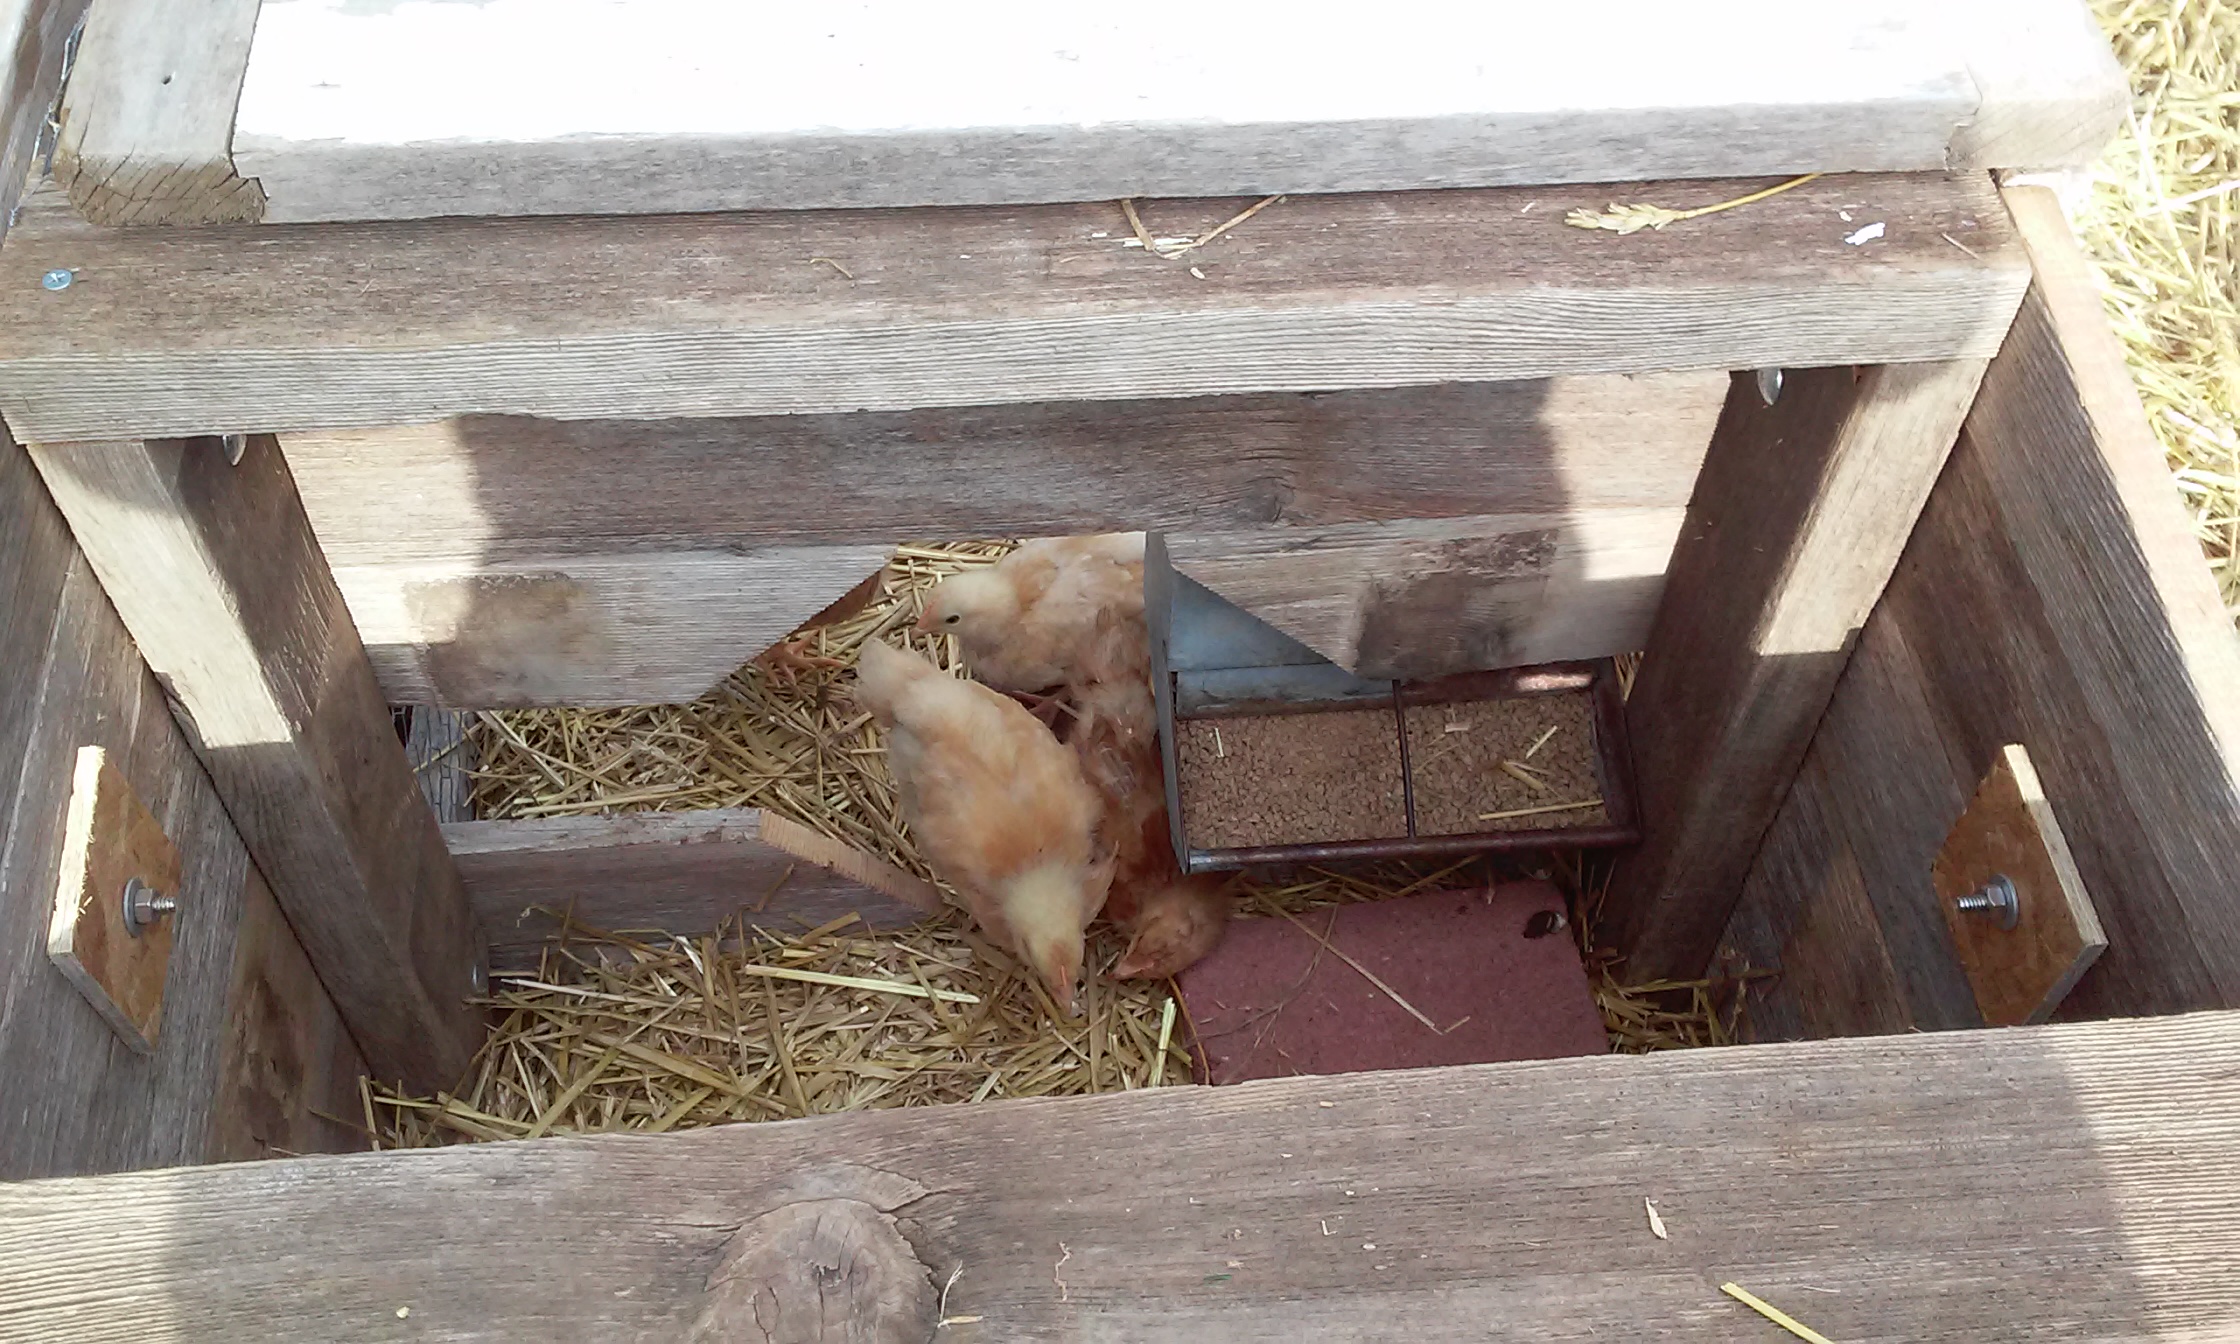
(852, 640), (1113, 1014)
(1068, 677), (1232, 980)
(915, 533), (1147, 693)
(1111, 876), (1234, 980)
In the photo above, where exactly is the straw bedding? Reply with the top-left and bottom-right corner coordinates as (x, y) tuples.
(372, 546), (1523, 1146)
(368, 594), (1739, 1145)
(2077, 0), (2239, 625)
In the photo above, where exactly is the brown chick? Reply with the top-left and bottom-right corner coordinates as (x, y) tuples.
(915, 533), (1148, 693)
(1112, 876), (1235, 980)
(852, 639), (1114, 1014)
(1067, 675), (1232, 980)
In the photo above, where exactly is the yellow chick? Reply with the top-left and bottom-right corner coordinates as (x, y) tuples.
(914, 533), (1147, 693)
(852, 639), (1114, 1014)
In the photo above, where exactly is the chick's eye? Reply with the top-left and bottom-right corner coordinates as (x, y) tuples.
(943, 614), (961, 625)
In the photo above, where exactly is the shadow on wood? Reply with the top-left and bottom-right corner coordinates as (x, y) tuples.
(1, 439), (367, 1178)
(1722, 188), (2240, 1032)
(1604, 359), (1988, 983)
(22, 434), (485, 1090)
(286, 376), (1720, 706)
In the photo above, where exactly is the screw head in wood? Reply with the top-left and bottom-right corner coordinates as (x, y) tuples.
(121, 877), (176, 936)
(39, 268), (71, 291)
(1754, 367), (1783, 405)
(1955, 874), (2021, 931)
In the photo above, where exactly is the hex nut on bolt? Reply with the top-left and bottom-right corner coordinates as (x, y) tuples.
(121, 877), (176, 936)
(1955, 874), (2021, 931)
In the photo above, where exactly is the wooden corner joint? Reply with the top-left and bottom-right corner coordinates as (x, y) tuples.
(1931, 743), (2107, 1026)
(46, 746), (186, 1052)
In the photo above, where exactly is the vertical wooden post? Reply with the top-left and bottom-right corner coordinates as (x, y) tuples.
(26, 434), (485, 1089)
(1602, 360), (1988, 983)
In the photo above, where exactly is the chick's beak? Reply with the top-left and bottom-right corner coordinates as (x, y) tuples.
(1030, 944), (1083, 1018)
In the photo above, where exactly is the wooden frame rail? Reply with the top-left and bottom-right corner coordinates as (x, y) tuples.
(1602, 359), (1989, 981)
(0, 173), (2025, 442)
(59, 0), (2122, 223)
(1, 1010), (2234, 1340)
(284, 374), (1723, 706)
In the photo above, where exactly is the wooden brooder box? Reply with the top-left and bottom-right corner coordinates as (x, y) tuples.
(7, 1), (2240, 1337)
(1147, 537), (1639, 868)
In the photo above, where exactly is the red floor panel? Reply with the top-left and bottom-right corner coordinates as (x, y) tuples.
(1178, 882), (1607, 1084)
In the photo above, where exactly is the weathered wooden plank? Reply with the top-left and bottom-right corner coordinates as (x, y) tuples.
(0, 0), (92, 236)
(0, 437), (75, 875)
(285, 376), (1723, 704)
(204, 863), (370, 1163)
(1773, 784), (1915, 1040)
(3, 1011), (2237, 1341)
(5, 429), (254, 1178)
(43, 745), (183, 1054)
(1604, 360), (1989, 983)
(448, 811), (940, 972)
(1944, 0), (2132, 169)
(24, 435), (486, 1089)
(334, 544), (895, 708)
(51, 0), (264, 226)
(213, 0), (2121, 224)
(1891, 443), (2240, 1017)
(1723, 186), (2240, 1032)
(0, 173), (2027, 441)
(1171, 510), (1682, 681)
(2, 438), (366, 1175)
(0, 553), (251, 1177)
(402, 705), (475, 824)
(1720, 613), (1983, 1036)
(1720, 747), (1916, 1041)
(287, 378), (1719, 560)
(1953, 189), (2240, 1010)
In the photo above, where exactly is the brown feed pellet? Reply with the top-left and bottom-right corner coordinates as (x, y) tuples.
(1403, 691), (1606, 835)
(1176, 709), (1409, 849)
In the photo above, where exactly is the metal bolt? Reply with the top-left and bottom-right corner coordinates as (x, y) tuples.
(220, 433), (247, 465)
(1955, 874), (2020, 931)
(121, 877), (176, 936)
(1755, 367), (1784, 405)
(39, 268), (72, 291)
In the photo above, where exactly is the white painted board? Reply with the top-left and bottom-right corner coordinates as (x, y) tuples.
(228, 0), (2124, 222)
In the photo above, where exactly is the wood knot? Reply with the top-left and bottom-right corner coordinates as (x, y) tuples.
(689, 1197), (937, 1344)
